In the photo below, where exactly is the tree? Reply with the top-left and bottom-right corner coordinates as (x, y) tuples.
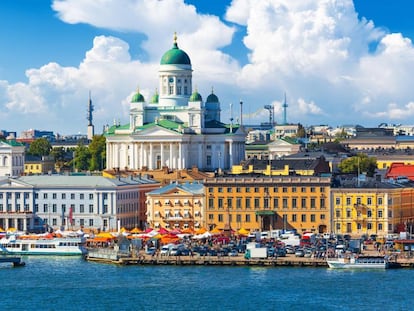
(28, 138), (52, 156)
(338, 153), (377, 177)
(73, 143), (90, 171)
(88, 135), (106, 171)
(296, 123), (306, 138)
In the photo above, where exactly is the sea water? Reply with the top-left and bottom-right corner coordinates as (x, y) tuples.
(0, 256), (413, 311)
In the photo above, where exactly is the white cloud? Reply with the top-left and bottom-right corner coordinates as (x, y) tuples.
(2, 0), (414, 134)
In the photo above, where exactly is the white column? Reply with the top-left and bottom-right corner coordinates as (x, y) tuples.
(161, 143), (164, 168)
(178, 143), (182, 169)
(149, 143), (153, 170)
(169, 143), (173, 169)
(139, 143), (144, 169)
(229, 141), (233, 169)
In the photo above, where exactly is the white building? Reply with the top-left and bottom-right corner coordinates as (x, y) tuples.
(0, 175), (158, 232)
(105, 34), (246, 172)
(0, 139), (25, 177)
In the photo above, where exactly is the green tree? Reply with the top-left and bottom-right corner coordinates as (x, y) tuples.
(296, 123), (306, 138)
(28, 138), (52, 156)
(73, 143), (90, 171)
(88, 135), (106, 171)
(338, 153), (377, 177)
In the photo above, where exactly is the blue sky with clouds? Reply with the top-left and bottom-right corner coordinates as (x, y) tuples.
(1, 0), (414, 135)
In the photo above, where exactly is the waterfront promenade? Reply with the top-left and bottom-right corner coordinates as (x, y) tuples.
(85, 245), (414, 268)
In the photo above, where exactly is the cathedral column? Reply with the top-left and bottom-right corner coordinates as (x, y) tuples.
(229, 141), (233, 169)
(139, 143), (144, 169)
(178, 143), (182, 169)
(149, 143), (153, 170)
(169, 143), (174, 169)
(161, 143), (164, 168)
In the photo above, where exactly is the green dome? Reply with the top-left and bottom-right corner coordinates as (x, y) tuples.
(189, 91), (202, 102)
(160, 35), (191, 65)
(206, 92), (219, 103)
(131, 90), (145, 103)
(151, 91), (159, 104)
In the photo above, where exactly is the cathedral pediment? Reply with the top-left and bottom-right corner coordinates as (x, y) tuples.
(134, 125), (182, 137)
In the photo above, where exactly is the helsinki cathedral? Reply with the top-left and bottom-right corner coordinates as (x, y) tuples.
(105, 34), (246, 171)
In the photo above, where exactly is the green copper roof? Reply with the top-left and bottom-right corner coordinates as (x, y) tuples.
(0, 139), (24, 147)
(206, 92), (219, 103)
(160, 37), (191, 65)
(150, 91), (159, 104)
(189, 91), (202, 102)
(131, 91), (145, 103)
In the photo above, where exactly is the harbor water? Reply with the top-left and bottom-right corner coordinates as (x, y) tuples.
(1, 256), (413, 311)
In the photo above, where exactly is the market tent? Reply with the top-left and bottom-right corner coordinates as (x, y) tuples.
(181, 228), (194, 234)
(96, 232), (115, 239)
(195, 227), (207, 235)
(238, 228), (249, 236)
(210, 227), (222, 235)
(130, 227), (142, 234)
(157, 227), (169, 235)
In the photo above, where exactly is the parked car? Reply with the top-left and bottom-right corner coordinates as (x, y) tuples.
(295, 249), (305, 257)
(145, 247), (157, 255)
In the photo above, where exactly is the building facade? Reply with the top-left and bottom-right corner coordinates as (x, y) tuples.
(105, 34), (246, 172)
(146, 182), (204, 230)
(0, 175), (159, 232)
(203, 176), (332, 234)
(332, 186), (414, 237)
(0, 139), (25, 177)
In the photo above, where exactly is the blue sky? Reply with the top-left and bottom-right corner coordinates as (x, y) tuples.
(1, 0), (414, 135)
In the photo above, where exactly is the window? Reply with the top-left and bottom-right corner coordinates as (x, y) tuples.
(246, 187), (250, 193)
(53, 204), (57, 213)
(245, 214), (250, 222)
(236, 197), (242, 209)
(336, 209), (341, 218)
(80, 194), (84, 200)
(301, 214), (306, 222)
(254, 198), (260, 209)
(43, 193), (48, 199)
(245, 198), (251, 209)
(208, 187), (213, 193)
(236, 187), (241, 193)
(367, 209), (372, 218)
(346, 209), (351, 218)
(378, 210), (383, 218)
(264, 198), (269, 209)
(377, 197), (383, 205)
(273, 187), (278, 192)
(89, 219), (94, 226)
(346, 197), (351, 205)
(291, 214), (297, 222)
(292, 187), (297, 193)
(273, 198), (279, 209)
(301, 198), (306, 209)
(378, 223), (383, 231)
(206, 155), (211, 166)
(61, 193), (66, 199)
(311, 214), (316, 222)
(335, 197), (340, 205)
(227, 187), (232, 193)
(44, 204), (48, 213)
(218, 198), (223, 209)
(227, 198), (233, 208)
(310, 198), (316, 209)
(320, 214), (325, 220)
(89, 194), (93, 200)
(282, 187), (288, 193)
(292, 198), (297, 209)
(254, 187), (259, 193)
(367, 222), (372, 230)
(53, 193), (57, 199)
(301, 187), (306, 193)
(80, 204), (85, 213)
(310, 187), (316, 193)
(367, 197), (372, 205)
(282, 198), (288, 209)
(218, 188), (223, 193)
(208, 198), (214, 209)
(356, 197), (362, 205)
(218, 214), (223, 222)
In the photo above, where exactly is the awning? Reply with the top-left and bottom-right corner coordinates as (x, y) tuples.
(255, 210), (276, 215)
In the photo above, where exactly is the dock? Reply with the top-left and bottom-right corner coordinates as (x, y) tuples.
(0, 256), (25, 267)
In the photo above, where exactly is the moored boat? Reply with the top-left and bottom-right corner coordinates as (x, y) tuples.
(326, 255), (389, 269)
(0, 235), (87, 256)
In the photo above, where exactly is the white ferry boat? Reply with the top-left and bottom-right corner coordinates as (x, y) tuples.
(326, 255), (389, 269)
(0, 235), (87, 256)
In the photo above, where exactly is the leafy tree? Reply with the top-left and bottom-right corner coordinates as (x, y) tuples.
(28, 138), (52, 156)
(88, 135), (106, 171)
(50, 147), (67, 171)
(338, 153), (377, 177)
(73, 143), (90, 171)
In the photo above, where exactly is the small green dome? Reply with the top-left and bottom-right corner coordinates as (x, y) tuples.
(189, 91), (202, 102)
(131, 90), (145, 103)
(151, 90), (159, 104)
(160, 34), (191, 65)
(206, 92), (219, 103)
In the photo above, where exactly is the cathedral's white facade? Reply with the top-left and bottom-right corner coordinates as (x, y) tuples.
(105, 35), (245, 171)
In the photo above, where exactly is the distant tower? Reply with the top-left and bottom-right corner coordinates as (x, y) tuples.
(87, 91), (95, 140)
(282, 92), (288, 125)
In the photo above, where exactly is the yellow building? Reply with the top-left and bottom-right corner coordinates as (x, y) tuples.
(146, 182), (204, 230)
(24, 156), (55, 175)
(203, 176), (331, 235)
(332, 186), (414, 238)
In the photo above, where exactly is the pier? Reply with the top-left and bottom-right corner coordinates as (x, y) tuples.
(0, 256), (25, 267)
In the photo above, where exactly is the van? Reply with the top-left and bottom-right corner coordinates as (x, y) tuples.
(160, 243), (175, 256)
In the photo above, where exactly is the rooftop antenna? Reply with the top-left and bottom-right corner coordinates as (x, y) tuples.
(283, 92), (288, 125)
(87, 90), (95, 140)
(239, 100), (243, 127)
